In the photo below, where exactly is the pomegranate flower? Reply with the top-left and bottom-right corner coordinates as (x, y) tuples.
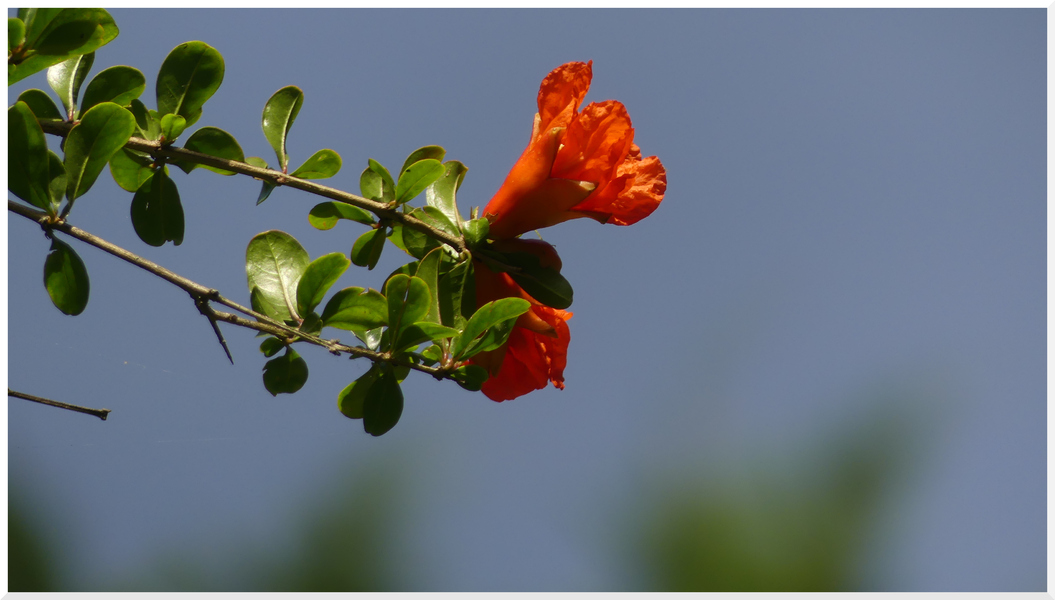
(470, 239), (571, 402)
(484, 61), (667, 240)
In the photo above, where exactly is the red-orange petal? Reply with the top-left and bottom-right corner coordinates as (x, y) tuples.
(572, 151), (666, 226)
(551, 100), (635, 186)
(478, 304), (571, 402)
(537, 61), (593, 134)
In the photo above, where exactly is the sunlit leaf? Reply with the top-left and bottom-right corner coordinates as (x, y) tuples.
(43, 237), (90, 316)
(462, 218), (490, 247)
(350, 227), (386, 270)
(109, 148), (154, 192)
(47, 52), (93, 119)
(9, 9), (116, 86)
(290, 148), (341, 179)
(156, 40), (225, 127)
(261, 85), (303, 172)
(245, 230), (311, 323)
(307, 201), (375, 230)
(8, 101), (52, 212)
(453, 297), (531, 360)
(384, 274), (430, 338)
(177, 126), (245, 175)
(426, 160), (467, 228)
(80, 65), (146, 113)
(16, 89), (63, 121)
(9, 17), (25, 52)
(360, 159), (395, 202)
(414, 247), (444, 324)
(337, 366), (380, 419)
(159, 113), (187, 142)
(296, 252), (350, 317)
(321, 287), (388, 331)
(438, 258), (475, 330)
(63, 101), (136, 203)
(394, 158), (445, 204)
(399, 145), (446, 180)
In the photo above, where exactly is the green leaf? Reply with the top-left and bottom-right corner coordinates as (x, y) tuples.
(63, 101), (136, 203)
(127, 99), (158, 140)
(9, 18), (26, 52)
(177, 126), (245, 175)
(109, 148), (154, 192)
(9, 9), (117, 86)
(130, 171), (184, 247)
(8, 102), (52, 212)
(245, 156), (276, 204)
(395, 158), (445, 204)
(426, 160), (468, 228)
(360, 159), (395, 202)
(420, 344), (443, 364)
(414, 247), (444, 324)
(320, 287), (388, 331)
(394, 322), (460, 352)
(16, 89), (63, 121)
(156, 41), (225, 128)
(47, 52), (93, 120)
(453, 297), (531, 360)
(337, 366), (380, 419)
(245, 230), (311, 323)
(350, 227), (386, 270)
(299, 312), (323, 336)
(438, 258), (475, 329)
(384, 274), (431, 339)
(363, 369), (403, 436)
(399, 145), (446, 180)
(45, 151), (66, 214)
(451, 364), (490, 392)
(296, 252), (350, 317)
(482, 248), (575, 310)
(259, 337), (285, 357)
(159, 113), (187, 142)
(261, 85), (303, 172)
(262, 347), (308, 396)
(80, 65), (146, 113)
(43, 237), (90, 316)
(414, 206), (459, 238)
(290, 149), (341, 179)
(392, 222), (440, 260)
(307, 201), (375, 230)
(462, 218), (490, 247)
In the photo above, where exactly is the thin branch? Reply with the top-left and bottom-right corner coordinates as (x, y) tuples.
(37, 120), (468, 253)
(9, 201), (454, 380)
(9, 388), (111, 421)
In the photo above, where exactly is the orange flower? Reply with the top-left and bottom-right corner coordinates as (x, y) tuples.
(469, 239), (572, 402)
(484, 61), (667, 240)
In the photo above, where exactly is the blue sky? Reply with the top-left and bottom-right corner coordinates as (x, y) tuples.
(7, 8), (1045, 591)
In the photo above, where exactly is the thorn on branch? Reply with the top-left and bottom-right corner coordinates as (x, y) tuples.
(194, 296), (234, 364)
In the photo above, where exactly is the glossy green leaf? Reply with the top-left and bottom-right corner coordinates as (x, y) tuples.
(299, 312), (323, 336)
(245, 230), (311, 323)
(80, 65), (146, 113)
(109, 148), (154, 192)
(395, 158), (445, 204)
(451, 364), (490, 392)
(356, 327), (384, 351)
(290, 148), (341, 179)
(392, 222), (440, 260)
(16, 89), (63, 121)
(245, 156), (276, 204)
(261, 85), (303, 172)
(128, 99), (159, 140)
(9, 18), (25, 52)
(350, 227), (386, 270)
(8, 102), (51, 212)
(130, 171), (184, 246)
(415, 247), (444, 324)
(43, 237), (90, 316)
(63, 101), (136, 203)
(159, 113), (187, 142)
(394, 322), (460, 352)
(262, 347), (308, 396)
(438, 258), (475, 329)
(414, 206), (459, 238)
(384, 274), (430, 338)
(45, 151), (66, 214)
(420, 344), (443, 364)
(426, 160), (467, 228)
(307, 201), (375, 230)
(47, 52), (93, 119)
(453, 297), (531, 360)
(462, 218), (490, 247)
(363, 369), (403, 437)
(337, 366), (380, 419)
(296, 252), (350, 317)
(177, 126), (245, 175)
(9, 9), (116, 86)
(360, 159), (395, 202)
(259, 337), (285, 357)
(399, 145), (446, 180)
(156, 41), (225, 127)
(320, 287), (388, 331)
